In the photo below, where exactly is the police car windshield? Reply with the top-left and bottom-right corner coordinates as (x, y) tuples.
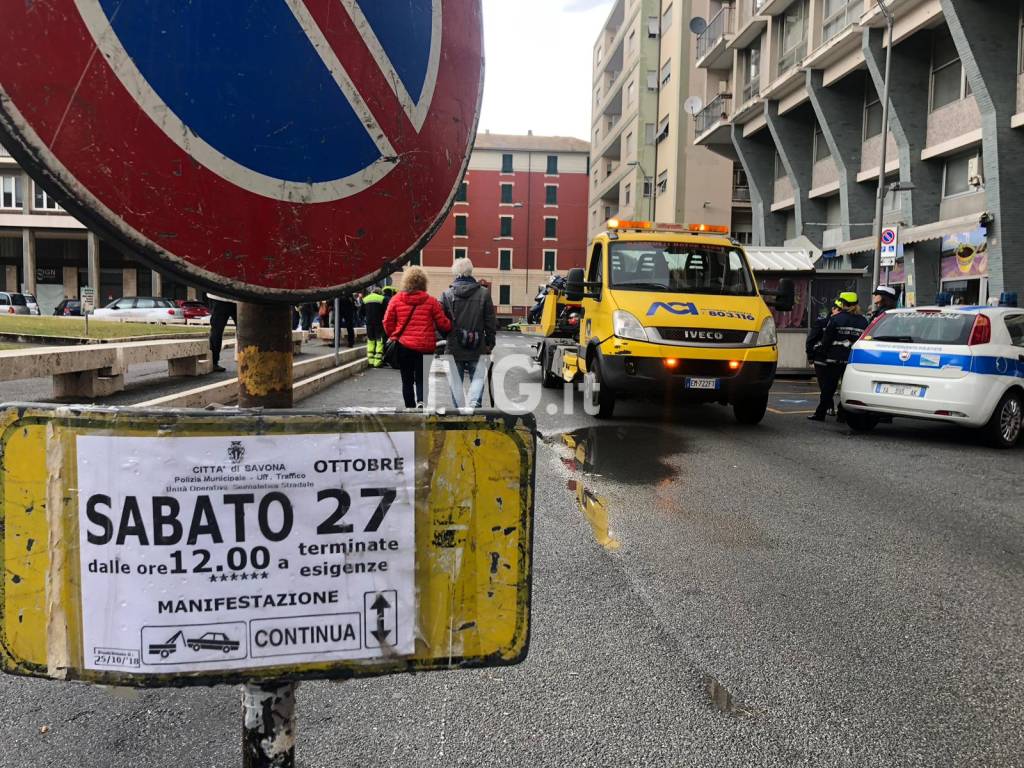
(869, 312), (977, 345)
(609, 243), (755, 296)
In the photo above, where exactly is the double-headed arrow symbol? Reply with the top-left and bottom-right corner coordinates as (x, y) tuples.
(370, 593), (392, 645)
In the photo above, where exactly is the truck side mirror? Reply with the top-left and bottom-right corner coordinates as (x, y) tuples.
(765, 278), (795, 312)
(566, 268), (585, 302)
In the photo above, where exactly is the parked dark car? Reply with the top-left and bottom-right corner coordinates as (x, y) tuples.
(54, 299), (83, 316)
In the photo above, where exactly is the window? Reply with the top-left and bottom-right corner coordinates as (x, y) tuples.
(454, 214), (468, 237)
(656, 170), (668, 194)
(608, 242), (755, 296)
(774, 151), (786, 180)
(1004, 315), (1024, 347)
(647, 15), (660, 38)
(625, 131), (634, 155)
(645, 122), (655, 144)
(498, 285), (511, 305)
(823, 0), (860, 43)
(543, 250), (557, 272)
(501, 153), (514, 173)
(501, 183), (514, 204)
(455, 181), (468, 203)
(656, 115), (670, 143)
(647, 69), (659, 90)
(627, 81), (635, 105)
(628, 30), (636, 54)
(931, 28), (966, 111)
(545, 185), (558, 205)
(33, 183), (60, 211)
(742, 42), (761, 102)
(864, 77), (883, 140)
(453, 247), (468, 261)
(813, 123), (830, 162)
(776, 0), (807, 74)
(1, 174), (22, 209)
(499, 216), (513, 237)
(943, 150), (982, 197)
(643, 179), (653, 198)
(586, 243), (603, 295)
(624, 183), (632, 205)
(544, 217), (558, 239)
(546, 155), (558, 175)
(662, 3), (673, 31)
(499, 249), (512, 271)
(661, 59), (672, 87)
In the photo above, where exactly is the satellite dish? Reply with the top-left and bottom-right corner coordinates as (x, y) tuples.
(684, 96), (704, 117)
(689, 16), (708, 35)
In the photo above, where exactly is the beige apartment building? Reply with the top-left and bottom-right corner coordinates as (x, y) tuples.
(589, 0), (748, 240)
(691, 0), (1024, 306)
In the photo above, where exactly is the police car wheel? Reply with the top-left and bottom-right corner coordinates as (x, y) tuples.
(845, 412), (879, 432)
(985, 391), (1023, 449)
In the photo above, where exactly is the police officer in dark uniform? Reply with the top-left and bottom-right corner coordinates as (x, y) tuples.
(868, 285), (898, 320)
(808, 292), (868, 421)
(806, 300), (842, 415)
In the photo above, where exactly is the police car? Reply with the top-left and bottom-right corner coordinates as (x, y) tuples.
(840, 306), (1024, 448)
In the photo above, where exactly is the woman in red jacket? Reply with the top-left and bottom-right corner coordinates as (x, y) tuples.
(383, 267), (452, 408)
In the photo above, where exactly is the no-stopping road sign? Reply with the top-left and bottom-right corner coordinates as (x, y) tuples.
(0, 1), (483, 301)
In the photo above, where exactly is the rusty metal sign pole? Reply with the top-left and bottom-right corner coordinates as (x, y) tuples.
(236, 301), (297, 767)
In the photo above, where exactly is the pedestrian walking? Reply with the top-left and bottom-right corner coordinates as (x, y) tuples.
(336, 294), (356, 348)
(806, 300), (842, 416)
(383, 267), (451, 408)
(868, 285), (899, 320)
(206, 293), (236, 373)
(317, 300), (330, 330)
(362, 286), (386, 367)
(808, 292), (869, 422)
(299, 302), (316, 332)
(441, 257), (497, 407)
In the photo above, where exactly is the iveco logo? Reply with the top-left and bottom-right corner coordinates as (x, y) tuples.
(681, 330), (725, 341)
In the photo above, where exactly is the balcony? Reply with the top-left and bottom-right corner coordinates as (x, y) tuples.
(696, 7), (733, 70)
(695, 94), (733, 145)
(822, 0), (861, 43)
(776, 39), (807, 78)
(742, 76), (761, 105)
(731, 0), (770, 49)
(732, 185), (752, 204)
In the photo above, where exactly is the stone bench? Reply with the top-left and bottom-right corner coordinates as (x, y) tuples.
(0, 338), (215, 398)
(315, 326), (368, 345)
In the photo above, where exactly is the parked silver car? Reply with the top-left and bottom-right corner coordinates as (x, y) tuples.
(92, 296), (186, 324)
(21, 292), (41, 315)
(0, 291), (32, 315)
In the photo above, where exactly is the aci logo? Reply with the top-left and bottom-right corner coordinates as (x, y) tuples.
(647, 302), (699, 317)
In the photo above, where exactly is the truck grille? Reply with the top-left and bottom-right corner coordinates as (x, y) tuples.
(669, 360), (742, 377)
(655, 327), (749, 344)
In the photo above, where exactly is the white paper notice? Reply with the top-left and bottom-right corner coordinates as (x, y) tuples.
(76, 432), (415, 674)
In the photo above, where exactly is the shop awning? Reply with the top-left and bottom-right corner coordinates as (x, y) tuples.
(836, 236), (875, 256)
(901, 213), (984, 245)
(744, 247), (817, 273)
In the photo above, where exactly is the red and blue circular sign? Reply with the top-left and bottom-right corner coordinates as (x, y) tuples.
(0, 0), (483, 300)
(881, 228), (897, 246)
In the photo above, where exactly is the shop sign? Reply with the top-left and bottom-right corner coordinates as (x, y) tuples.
(941, 227), (988, 280)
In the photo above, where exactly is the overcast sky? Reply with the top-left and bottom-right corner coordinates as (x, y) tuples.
(477, 0), (614, 140)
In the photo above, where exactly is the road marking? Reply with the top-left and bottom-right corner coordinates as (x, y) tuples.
(768, 408), (816, 415)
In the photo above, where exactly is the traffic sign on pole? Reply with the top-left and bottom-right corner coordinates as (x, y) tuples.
(0, 1), (484, 301)
(880, 226), (899, 268)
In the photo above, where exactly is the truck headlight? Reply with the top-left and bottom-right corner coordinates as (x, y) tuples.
(613, 310), (649, 342)
(755, 316), (777, 346)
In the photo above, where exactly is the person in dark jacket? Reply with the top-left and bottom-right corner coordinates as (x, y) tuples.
(383, 268), (452, 408)
(441, 258), (497, 407)
(809, 292), (869, 421)
(335, 294), (356, 348)
(806, 301), (841, 415)
(362, 287), (386, 367)
(207, 293), (236, 373)
(868, 285), (899, 320)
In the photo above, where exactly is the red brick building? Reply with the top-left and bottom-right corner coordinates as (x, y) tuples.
(404, 132), (590, 317)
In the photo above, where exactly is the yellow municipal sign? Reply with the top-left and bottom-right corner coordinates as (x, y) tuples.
(0, 405), (534, 687)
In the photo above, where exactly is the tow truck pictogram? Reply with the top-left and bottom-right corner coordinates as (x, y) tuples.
(147, 630), (240, 659)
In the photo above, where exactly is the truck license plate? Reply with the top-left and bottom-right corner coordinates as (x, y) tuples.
(875, 382), (926, 398)
(686, 377), (719, 390)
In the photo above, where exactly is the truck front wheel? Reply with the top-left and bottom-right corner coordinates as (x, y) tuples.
(733, 392), (769, 425)
(541, 346), (560, 388)
(584, 359), (616, 419)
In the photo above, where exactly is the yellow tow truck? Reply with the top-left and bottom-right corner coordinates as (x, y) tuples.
(535, 219), (794, 422)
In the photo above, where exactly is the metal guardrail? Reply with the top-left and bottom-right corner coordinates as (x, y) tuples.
(697, 6), (731, 61)
(732, 186), (751, 202)
(778, 40), (807, 76)
(696, 94), (731, 136)
(742, 77), (761, 104)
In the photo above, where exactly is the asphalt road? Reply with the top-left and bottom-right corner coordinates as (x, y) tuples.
(2, 332), (1022, 767)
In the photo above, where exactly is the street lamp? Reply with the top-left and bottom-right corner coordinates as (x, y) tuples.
(628, 160), (654, 220)
(871, 0), (895, 291)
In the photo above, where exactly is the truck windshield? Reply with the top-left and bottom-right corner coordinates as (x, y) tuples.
(609, 242), (755, 295)
(867, 312), (977, 345)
